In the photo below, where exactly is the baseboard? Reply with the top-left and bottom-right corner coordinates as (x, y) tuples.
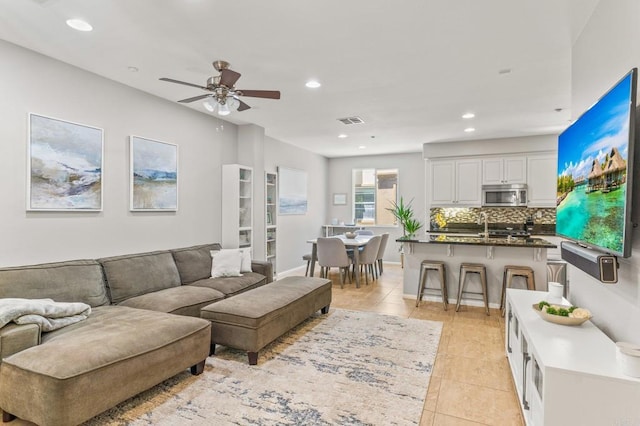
(275, 265), (307, 279)
(402, 293), (500, 309)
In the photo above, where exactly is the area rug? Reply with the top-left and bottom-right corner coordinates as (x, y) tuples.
(85, 309), (442, 426)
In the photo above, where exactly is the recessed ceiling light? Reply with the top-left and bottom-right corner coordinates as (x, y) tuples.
(462, 112), (475, 119)
(358, 145), (366, 149)
(305, 80), (321, 88)
(338, 134), (348, 138)
(464, 127), (476, 133)
(66, 18), (93, 32)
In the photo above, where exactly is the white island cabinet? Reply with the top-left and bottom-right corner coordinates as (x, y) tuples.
(506, 289), (640, 425)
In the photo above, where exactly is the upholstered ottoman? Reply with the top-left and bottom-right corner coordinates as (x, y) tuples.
(200, 276), (332, 365)
(0, 306), (211, 426)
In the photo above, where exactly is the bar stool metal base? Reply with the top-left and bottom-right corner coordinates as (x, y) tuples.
(456, 262), (489, 315)
(416, 260), (448, 310)
(500, 265), (535, 316)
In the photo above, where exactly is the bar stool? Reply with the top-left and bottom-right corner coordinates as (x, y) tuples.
(500, 265), (535, 316)
(415, 260), (448, 310)
(456, 263), (489, 315)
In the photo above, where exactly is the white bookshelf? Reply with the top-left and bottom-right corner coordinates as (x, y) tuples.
(222, 164), (253, 250)
(265, 171), (277, 278)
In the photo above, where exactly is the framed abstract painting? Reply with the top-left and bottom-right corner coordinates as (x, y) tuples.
(130, 136), (178, 211)
(28, 113), (104, 211)
(278, 166), (307, 215)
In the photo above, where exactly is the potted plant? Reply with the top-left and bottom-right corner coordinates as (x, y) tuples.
(387, 197), (422, 238)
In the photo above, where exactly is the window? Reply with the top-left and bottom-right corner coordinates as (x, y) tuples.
(352, 168), (398, 225)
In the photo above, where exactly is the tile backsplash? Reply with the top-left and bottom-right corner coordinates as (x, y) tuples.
(430, 207), (556, 230)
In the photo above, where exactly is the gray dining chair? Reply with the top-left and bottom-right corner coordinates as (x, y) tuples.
(355, 229), (374, 236)
(356, 235), (382, 285)
(316, 237), (352, 288)
(375, 233), (390, 276)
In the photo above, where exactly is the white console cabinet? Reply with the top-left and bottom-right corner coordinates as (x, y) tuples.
(505, 289), (640, 425)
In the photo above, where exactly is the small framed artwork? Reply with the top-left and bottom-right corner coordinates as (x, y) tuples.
(333, 193), (347, 205)
(28, 113), (104, 211)
(130, 136), (178, 211)
(267, 211), (273, 225)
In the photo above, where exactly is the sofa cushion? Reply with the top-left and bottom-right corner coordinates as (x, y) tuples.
(170, 243), (222, 284)
(118, 286), (224, 317)
(0, 305), (210, 426)
(99, 251), (181, 304)
(0, 260), (110, 307)
(189, 272), (266, 297)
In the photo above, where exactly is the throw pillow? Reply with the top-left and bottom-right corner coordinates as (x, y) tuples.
(210, 250), (243, 278)
(240, 248), (252, 273)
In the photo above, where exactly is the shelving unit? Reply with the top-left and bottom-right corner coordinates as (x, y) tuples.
(222, 164), (253, 250)
(505, 289), (640, 425)
(265, 171), (277, 277)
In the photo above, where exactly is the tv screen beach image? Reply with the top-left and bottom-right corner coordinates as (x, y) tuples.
(556, 72), (633, 254)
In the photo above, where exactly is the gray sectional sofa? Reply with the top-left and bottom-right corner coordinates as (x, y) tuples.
(0, 243), (273, 426)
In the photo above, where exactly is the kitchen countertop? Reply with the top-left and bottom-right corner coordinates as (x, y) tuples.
(429, 223), (556, 235)
(397, 234), (557, 248)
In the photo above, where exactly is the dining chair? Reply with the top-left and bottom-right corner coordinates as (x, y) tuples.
(375, 233), (390, 276)
(356, 235), (381, 285)
(355, 229), (374, 236)
(316, 237), (352, 288)
(302, 253), (312, 276)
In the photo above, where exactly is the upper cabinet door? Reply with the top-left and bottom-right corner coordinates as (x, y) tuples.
(430, 160), (455, 205)
(527, 154), (557, 207)
(482, 157), (526, 184)
(503, 157), (527, 184)
(456, 159), (482, 205)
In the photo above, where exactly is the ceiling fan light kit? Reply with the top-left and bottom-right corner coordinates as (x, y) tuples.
(160, 60), (280, 116)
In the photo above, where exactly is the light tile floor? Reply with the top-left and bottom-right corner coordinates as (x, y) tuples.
(284, 262), (524, 426)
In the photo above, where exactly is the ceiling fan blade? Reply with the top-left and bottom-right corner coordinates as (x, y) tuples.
(178, 94), (210, 103)
(159, 77), (208, 90)
(220, 69), (241, 87)
(237, 90), (281, 99)
(237, 100), (251, 111)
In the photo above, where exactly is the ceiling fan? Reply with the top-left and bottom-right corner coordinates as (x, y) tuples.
(159, 60), (280, 116)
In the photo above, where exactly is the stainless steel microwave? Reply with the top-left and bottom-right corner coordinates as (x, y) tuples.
(482, 184), (528, 207)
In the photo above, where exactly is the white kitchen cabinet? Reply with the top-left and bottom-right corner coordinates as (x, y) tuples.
(222, 164), (253, 249)
(506, 289), (640, 426)
(429, 159), (481, 206)
(482, 156), (527, 184)
(526, 154), (557, 207)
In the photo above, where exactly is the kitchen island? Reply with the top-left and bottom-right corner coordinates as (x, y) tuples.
(399, 235), (557, 309)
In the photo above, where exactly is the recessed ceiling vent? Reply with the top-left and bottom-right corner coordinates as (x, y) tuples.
(337, 116), (365, 125)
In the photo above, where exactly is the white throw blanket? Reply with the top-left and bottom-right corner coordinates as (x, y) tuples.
(0, 298), (91, 332)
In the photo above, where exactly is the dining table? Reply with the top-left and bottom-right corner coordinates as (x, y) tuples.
(306, 234), (373, 288)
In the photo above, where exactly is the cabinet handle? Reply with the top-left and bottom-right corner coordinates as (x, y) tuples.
(522, 352), (531, 410)
(507, 311), (513, 353)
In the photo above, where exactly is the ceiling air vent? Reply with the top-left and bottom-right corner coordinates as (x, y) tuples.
(337, 116), (365, 125)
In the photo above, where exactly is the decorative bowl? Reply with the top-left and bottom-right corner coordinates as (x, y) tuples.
(532, 303), (591, 326)
(344, 232), (357, 239)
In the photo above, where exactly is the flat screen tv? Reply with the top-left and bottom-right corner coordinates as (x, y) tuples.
(556, 68), (637, 258)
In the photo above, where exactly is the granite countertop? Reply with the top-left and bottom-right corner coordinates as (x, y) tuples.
(397, 234), (557, 248)
(429, 223), (556, 236)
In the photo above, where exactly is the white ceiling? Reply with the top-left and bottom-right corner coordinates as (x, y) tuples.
(0, 0), (599, 158)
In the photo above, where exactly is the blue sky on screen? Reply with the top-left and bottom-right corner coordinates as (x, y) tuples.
(558, 72), (633, 180)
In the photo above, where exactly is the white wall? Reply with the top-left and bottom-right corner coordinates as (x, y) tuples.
(0, 39), (229, 266)
(423, 135), (557, 159)
(569, 0), (640, 343)
(263, 136), (328, 273)
(327, 153), (425, 262)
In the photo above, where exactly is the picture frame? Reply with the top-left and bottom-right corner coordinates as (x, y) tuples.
(27, 113), (104, 211)
(333, 193), (347, 205)
(130, 136), (178, 211)
(267, 211), (273, 225)
(278, 166), (308, 215)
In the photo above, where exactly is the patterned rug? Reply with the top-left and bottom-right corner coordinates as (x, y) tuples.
(85, 309), (442, 426)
